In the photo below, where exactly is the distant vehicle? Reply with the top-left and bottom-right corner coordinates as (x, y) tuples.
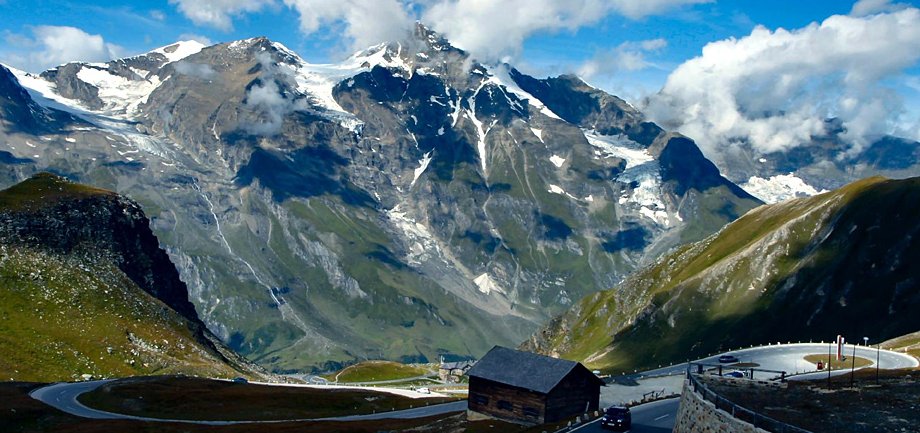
(600, 406), (631, 431)
(416, 387), (430, 394)
(718, 355), (740, 363)
(232, 377), (249, 384)
(724, 370), (745, 378)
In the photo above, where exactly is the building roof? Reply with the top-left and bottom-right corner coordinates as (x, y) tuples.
(466, 346), (603, 394)
(440, 360), (475, 370)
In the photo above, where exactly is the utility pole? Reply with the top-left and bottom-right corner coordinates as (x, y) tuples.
(849, 343), (856, 387)
(827, 342), (832, 388)
(876, 343), (880, 384)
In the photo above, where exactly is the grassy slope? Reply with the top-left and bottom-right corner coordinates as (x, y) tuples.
(534, 176), (920, 372)
(323, 361), (431, 382)
(0, 174), (245, 381)
(78, 376), (456, 421)
(0, 172), (114, 212)
(0, 245), (242, 382)
(882, 330), (920, 359)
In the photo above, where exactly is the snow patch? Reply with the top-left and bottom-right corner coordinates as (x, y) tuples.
(465, 107), (496, 174)
(385, 205), (438, 266)
(411, 152), (433, 186)
(548, 184), (578, 200)
(583, 130), (652, 168)
(76, 66), (161, 116)
(474, 273), (505, 295)
(486, 65), (562, 120)
(531, 128), (544, 142)
(742, 174), (827, 204)
(549, 154), (565, 168)
(640, 206), (671, 227)
(151, 41), (205, 63)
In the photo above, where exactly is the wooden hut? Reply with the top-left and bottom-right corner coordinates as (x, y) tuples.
(466, 346), (603, 425)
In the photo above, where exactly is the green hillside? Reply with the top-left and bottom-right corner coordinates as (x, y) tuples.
(0, 174), (259, 382)
(525, 176), (920, 372)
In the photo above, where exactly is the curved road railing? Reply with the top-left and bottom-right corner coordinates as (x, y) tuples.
(686, 373), (812, 433)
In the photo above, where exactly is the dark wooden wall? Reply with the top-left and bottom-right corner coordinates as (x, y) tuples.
(468, 377), (548, 424)
(544, 369), (601, 423)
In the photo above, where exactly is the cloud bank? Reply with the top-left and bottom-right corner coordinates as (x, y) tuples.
(422, 0), (704, 61)
(168, 0), (276, 31)
(577, 38), (668, 80)
(168, 0), (706, 58)
(1, 26), (122, 72)
(644, 8), (920, 157)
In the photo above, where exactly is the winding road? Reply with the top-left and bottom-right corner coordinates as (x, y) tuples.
(28, 343), (917, 427)
(28, 380), (467, 425)
(573, 398), (679, 433)
(635, 343), (917, 380)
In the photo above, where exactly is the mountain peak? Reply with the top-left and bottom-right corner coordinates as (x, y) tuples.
(148, 40), (206, 63)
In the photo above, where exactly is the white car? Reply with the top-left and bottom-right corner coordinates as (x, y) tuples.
(416, 387), (430, 394)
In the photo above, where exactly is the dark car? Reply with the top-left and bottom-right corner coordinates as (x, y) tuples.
(232, 377), (249, 384)
(718, 355), (740, 363)
(600, 406), (631, 431)
(724, 370), (745, 378)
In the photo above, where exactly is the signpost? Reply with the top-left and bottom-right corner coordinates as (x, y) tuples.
(836, 335), (845, 361)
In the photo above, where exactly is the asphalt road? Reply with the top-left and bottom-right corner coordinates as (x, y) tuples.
(29, 380), (467, 424)
(635, 343), (918, 380)
(572, 398), (680, 433)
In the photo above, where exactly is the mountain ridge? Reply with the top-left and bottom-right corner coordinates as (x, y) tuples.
(0, 25), (762, 371)
(523, 175), (920, 372)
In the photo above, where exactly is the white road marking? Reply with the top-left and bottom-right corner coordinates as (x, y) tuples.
(654, 414), (670, 421)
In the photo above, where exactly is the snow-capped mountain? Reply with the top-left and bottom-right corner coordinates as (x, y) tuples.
(706, 120), (920, 203)
(525, 176), (920, 372)
(0, 24), (760, 371)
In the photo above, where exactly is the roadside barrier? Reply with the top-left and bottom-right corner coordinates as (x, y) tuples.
(686, 373), (811, 433)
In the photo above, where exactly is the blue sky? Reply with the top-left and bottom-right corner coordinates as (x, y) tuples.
(0, 1), (904, 69)
(1, 0), (919, 150)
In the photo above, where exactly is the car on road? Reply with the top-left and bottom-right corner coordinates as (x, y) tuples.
(600, 406), (631, 431)
(724, 370), (745, 378)
(416, 387), (430, 394)
(718, 355), (740, 363)
(232, 377), (249, 384)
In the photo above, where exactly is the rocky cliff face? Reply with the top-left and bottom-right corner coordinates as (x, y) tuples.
(0, 173), (268, 381)
(0, 172), (200, 321)
(0, 26), (761, 371)
(525, 176), (920, 372)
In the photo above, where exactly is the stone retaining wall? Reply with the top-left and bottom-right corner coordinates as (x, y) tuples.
(672, 379), (768, 433)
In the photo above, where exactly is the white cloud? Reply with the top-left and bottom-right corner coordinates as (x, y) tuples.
(422, 0), (706, 61)
(169, 0), (275, 31)
(644, 8), (920, 158)
(1, 26), (122, 72)
(174, 60), (217, 79)
(150, 10), (167, 21)
(168, 0), (705, 59)
(178, 33), (214, 46)
(850, 0), (910, 16)
(578, 38), (667, 79)
(281, 0), (412, 51)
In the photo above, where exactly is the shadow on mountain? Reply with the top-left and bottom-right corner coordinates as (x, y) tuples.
(0, 151), (33, 164)
(234, 146), (373, 206)
(602, 227), (649, 253)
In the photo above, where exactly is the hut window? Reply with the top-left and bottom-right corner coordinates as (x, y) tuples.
(497, 400), (513, 411)
(472, 394), (489, 405)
